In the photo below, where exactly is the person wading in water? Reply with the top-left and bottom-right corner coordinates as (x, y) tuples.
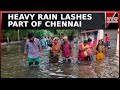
(61, 36), (73, 63)
(23, 33), (42, 67)
(49, 37), (61, 63)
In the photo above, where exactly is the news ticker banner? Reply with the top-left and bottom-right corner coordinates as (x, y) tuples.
(1, 11), (119, 30)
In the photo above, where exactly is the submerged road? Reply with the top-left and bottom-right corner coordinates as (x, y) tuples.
(1, 30), (119, 78)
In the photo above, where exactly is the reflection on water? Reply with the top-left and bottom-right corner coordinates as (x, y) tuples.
(1, 40), (119, 78)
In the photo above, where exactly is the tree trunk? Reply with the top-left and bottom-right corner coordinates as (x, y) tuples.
(7, 36), (10, 45)
(18, 29), (20, 41)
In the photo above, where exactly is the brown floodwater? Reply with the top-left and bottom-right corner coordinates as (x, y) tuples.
(1, 30), (119, 78)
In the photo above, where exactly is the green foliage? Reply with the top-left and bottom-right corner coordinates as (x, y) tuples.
(2, 29), (80, 42)
(2, 30), (18, 42)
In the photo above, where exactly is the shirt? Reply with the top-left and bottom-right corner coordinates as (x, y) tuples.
(105, 36), (109, 42)
(24, 38), (41, 59)
(51, 43), (61, 54)
(40, 38), (46, 46)
(87, 42), (93, 56)
(61, 41), (73, 58)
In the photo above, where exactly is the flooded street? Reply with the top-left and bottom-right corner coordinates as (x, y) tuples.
(1, 30), (119, 78)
